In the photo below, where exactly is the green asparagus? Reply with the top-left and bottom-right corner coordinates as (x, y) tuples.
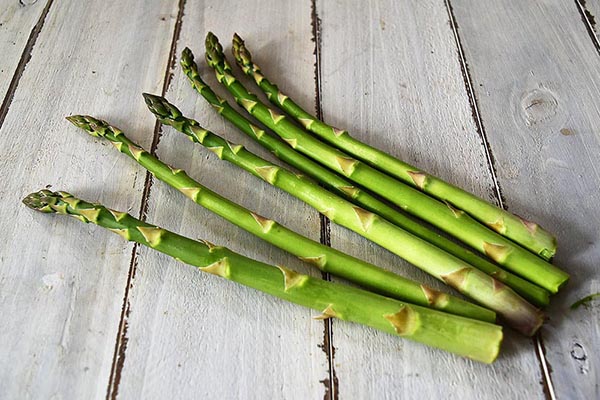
(231, 33), (557, 261)
(180, 47), (550, 307)
(204, 32), (568, 294)
(65, 115), (492, 321)
(22, 189), (504, 363)
(143, 94), (545, 336)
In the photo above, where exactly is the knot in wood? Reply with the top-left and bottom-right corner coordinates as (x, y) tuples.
(520, 88), (558, 127)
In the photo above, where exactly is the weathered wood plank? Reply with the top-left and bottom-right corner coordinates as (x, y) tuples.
(316, 0), (545, 398)
(451, 0), (600, 398)
(0, 0), (48, 105)
(0, 1), (178, 398)
(113, 1), (330, 398)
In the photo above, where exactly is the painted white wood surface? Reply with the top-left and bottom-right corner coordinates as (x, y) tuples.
(0, 1), (178, 398)
(452, 1), (600, 398)
(114, 1), (330, 399)
(1, 0), (598, 398)
(0, 0), (46, 102)
(316, 1), (544, 399)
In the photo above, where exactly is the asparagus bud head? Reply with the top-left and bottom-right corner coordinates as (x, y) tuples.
(66, 115), (116, 138)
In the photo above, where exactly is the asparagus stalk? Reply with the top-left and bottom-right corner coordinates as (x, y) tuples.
(143, 94), (545, 336)
(23, 189), (503, 363)
(231, 33), (557, 262)
(204, 32), (569, 294)
(65, 115), (491, 321)
(180, 47), (551, 307)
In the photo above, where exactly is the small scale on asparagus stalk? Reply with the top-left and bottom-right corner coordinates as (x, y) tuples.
(65, 114), (492, 321)
(22, 189), (504, 363)
(203, 32), (569, 295)
(142, 93), (545, 336)
(231, 33), (557, 262)
(180, 47), (551, 307)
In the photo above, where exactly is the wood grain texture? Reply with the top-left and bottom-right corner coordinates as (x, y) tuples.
(451, 0), (600, 398)
(0, 1), (178, 398)
(112, 1), (330, 399)
(316, 0), (544, 398)
(0, 0), (47, 103)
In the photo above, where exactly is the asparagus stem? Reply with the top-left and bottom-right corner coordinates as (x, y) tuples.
(231, 33), (557, 262)
(65, 116), (492, 322)
(204, 32), (568, 295)
(143, 94), (545, 336)
(180, 47), (551, 307)
(23, 189), (504, 363)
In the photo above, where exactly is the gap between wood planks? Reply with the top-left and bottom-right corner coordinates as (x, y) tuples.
(105, 1), (187, 399)
(0, 0), (54, 131)
(445, 1), (555, 399)
(574, 0), (600, 56)
(312, 1), (339, 399)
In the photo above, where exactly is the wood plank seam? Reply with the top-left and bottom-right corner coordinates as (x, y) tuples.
(536, 333), (557, 400)
(444, 0), (506, 207)
(312, 1), (339, 398)
(574, 0), (600, 56)
(104, 1), (188, 399)
(445, 1), (555, 399)
(0, 0), (54, 131)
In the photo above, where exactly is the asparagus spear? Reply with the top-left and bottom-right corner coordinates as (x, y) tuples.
(143, 94), (545, 336)
(231, 33), (557, 262)
(204, 32), (569, 294)
(65, 115), (491, 321)
(23, 189), (503, 363)
(180, 47), (551, 307)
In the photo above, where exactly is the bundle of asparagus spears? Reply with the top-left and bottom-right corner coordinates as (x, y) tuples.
(24, 33), (570, 364)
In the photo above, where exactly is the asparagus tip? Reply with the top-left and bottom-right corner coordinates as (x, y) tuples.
(22, 190), (47, 210)
(142, 93), (181, 121)
(181, 47), (194, 68)
(66, 114), (90, 129)
(205, 32), (225, 67)
(23, 189), (65, 213)
(66, 114), (112, 137)
(231, 32), (252, 67)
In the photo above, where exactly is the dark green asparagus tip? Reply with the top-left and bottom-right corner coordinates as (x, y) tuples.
(142, 93), (183, 123)
(181, 47), (195, 69)
(231, 33), (252, 67)
(205, 32), (225, 68)
(23, 189), (68, 213)
(66, 115), (112, 137)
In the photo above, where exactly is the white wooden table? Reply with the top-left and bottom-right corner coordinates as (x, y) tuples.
(1, 1), (599, 398)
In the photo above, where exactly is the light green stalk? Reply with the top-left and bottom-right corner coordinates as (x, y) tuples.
(65, 115), (491, 322)
(180, 47), (550, 307)
(144, 94), (546, 336)
(204, 32), (568, 295)
(231, 33), (557, 262)
(22, 189), (504, 363)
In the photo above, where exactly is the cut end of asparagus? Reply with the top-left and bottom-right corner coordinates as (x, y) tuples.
(539, 247), (556, 262)
(554, 274), (570, 292)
